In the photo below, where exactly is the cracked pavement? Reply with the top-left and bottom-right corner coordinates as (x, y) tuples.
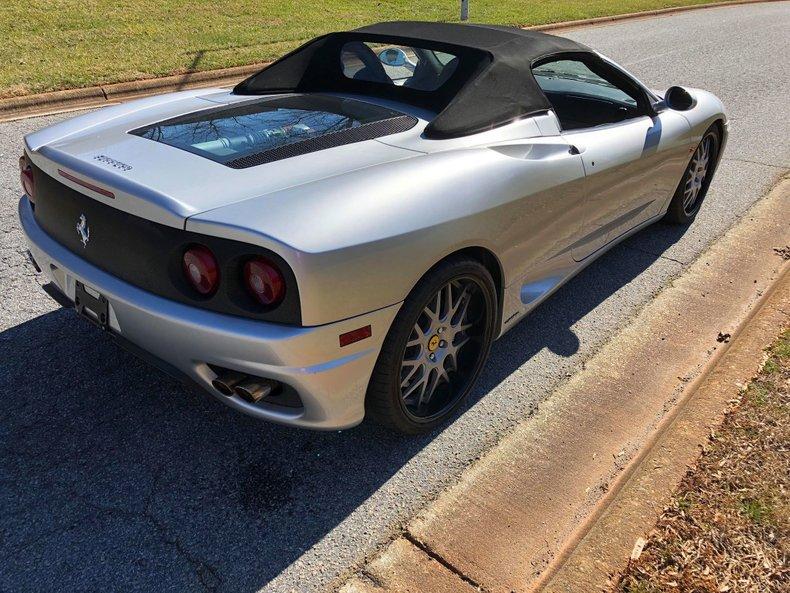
(1, 3), (789, 592)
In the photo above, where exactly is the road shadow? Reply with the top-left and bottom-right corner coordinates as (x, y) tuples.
(0, 222), (688, 592)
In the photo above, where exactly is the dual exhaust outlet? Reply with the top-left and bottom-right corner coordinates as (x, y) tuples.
(212, 370), (279, 403)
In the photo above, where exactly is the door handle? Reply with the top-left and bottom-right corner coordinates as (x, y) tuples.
(568, 144), (582, 155)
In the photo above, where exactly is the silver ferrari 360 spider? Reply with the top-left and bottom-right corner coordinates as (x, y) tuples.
(18, 21), (727, 433)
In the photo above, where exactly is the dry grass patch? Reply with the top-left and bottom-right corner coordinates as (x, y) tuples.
(614, 329), (789, 593)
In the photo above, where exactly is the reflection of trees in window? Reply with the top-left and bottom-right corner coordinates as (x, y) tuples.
(133, 95), (401, 163)
(140, 108), (360, 161)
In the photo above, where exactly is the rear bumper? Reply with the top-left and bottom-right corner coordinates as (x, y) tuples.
(19, 197), (400, 429)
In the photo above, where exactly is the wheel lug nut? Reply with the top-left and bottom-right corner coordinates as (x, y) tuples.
(439, 340), (446, 348)
(429, 353), (436, 361)
(437, 327), (443, 334)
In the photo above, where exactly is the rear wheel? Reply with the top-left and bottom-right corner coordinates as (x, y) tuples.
(366, 257), (496, 434)
(664, 125), (721, 224)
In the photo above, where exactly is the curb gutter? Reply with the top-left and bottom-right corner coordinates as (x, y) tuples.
(0, 0), (779, 122)
(338, 176), (789, 593)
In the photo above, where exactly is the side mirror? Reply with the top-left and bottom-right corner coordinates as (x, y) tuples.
(664, 86), (696, 111)
(378, 47), (409, 68)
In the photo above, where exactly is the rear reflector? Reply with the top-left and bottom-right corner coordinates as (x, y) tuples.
(58, 169), (115, 199)
(339, 325), (372, 347)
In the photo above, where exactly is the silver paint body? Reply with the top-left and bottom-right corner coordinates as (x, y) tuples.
(19, 54), (727, 429)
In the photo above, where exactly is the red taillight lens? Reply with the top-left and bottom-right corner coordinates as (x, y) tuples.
(243, 258), (285, 307)
(19, 155), (35, 202)
(182, 245), (219, 295)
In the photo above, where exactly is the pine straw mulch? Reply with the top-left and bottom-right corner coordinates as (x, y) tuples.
(613, 329), (790, 593)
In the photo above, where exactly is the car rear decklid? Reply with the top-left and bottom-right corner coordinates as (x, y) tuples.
(129, 93), (417, 169)
(24, 91), (422, 229)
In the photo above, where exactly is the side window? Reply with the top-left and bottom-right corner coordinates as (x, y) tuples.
(532, 59), (645, 131)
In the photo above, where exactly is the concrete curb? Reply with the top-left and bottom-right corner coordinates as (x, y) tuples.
(540, 267), (789, 593)
(0, 0), (779, 122)
(337, 176), (790, 593)
(523, 0), (777, 31)
(0, 62), (268, 122)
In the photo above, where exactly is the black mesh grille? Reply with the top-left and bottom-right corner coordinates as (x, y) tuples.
(31, 165), (302, 325)
(225, 115), (418, 169)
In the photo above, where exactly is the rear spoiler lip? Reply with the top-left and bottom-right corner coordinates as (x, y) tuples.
(27, 144), (192, 229)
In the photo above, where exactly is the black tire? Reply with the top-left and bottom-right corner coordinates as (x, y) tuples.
(365, 256), (497, 434)
(664, 124), (721, 225)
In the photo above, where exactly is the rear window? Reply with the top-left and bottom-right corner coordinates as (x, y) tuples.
(341, 41), (458, 91)
(130, 94), (410, 166)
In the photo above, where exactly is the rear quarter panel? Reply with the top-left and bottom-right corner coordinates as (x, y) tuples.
(187, 142), (589, 326)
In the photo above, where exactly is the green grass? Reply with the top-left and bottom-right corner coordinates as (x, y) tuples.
(739, 498), (774, 525)
(770, 336), (790, 359)
(1, 0), (725, 98)
(676, 493), (694, 511)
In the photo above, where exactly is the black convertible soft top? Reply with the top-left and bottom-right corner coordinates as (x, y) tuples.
(234, 21), (593, 138)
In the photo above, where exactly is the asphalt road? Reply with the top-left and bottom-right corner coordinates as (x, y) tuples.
(1, 3), (788, 592)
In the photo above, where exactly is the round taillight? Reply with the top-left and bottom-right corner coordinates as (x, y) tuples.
(19, 156), (35, 201)
(243, 258), (285, 307)
(182, 245), (219, 295)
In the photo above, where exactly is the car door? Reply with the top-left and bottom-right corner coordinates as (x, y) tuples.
(533, 56), (690, 261)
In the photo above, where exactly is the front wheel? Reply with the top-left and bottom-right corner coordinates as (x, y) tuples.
(664, 125), (721, 224)
(365, 257), (497, 434)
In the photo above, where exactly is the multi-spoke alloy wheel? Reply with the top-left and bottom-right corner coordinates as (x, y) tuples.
(664, 125), (720, 225)
(400, 278), (486, 420)
(366, 257), (496, 433)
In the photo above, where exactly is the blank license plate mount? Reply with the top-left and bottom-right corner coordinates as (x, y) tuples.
(75, 281), (109, 330)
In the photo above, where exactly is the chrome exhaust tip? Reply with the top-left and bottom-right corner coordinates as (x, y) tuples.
(211, 370), (248, 396)
(234, 378), (278, 403)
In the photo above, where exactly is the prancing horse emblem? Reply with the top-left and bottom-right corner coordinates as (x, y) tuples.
(76, 214), (90, 247)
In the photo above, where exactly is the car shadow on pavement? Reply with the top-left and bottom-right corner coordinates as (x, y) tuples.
(0, 222), (688, 592)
